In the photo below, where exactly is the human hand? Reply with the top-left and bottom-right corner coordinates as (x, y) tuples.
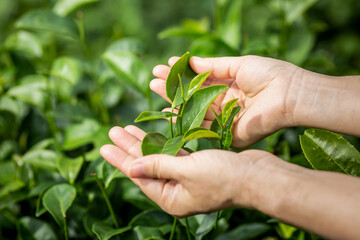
(151, 56), (302, 148)
(100, 125), (283, 217)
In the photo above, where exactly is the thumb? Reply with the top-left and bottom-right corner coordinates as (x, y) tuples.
(190, 56), (245, 80)
(129, 154), (183, 179)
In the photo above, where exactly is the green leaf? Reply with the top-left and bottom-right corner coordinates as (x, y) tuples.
(102, 50), (150, 96)
(63, 119), (100, 150)
(141, 133), (183, 156)
(135, 111), (177, 123)
(57, 157), (84, 184)
(162, 135), (184, 156)
(4, 30), (43, 58)
(0, 180), (25, 198)
(22, 149), (59, 171)
(222, 106), (241, 150)
(216, 0), (243, 49)
(92, 222), (131, 240)
(129, 210), (172, 228)
(106, 38), (145, 55)
(53, 0), (99, 16)
(51, 57), (82, 85)
(180, 85), (228, 134)
(42, 184), (76, 228)
(120, 179), (158, 210)
(183, 127), (220, 142)
(187, 71), (211, 101)
(133, 226), (165, 240)
(7, 75), (47, 110)
(166, 52), (190, 103)
(0, 162), (16, 184)
(141, 132), (167, 156)
(196, 212), (217, 240)
(221, 98), (238, 124)
(215, 223), (271, 240)
(15, 10), (78, 38)
(158, 18), (210, 39)
(19, 217), (58, 240)
(102, 161), (126, 189)
(300, 129), (360, 176)
(285, 0), (319, 25)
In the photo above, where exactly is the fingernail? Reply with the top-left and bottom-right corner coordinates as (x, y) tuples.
(130, 162), (145, 178)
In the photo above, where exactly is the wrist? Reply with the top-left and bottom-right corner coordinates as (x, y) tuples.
(232, 150), (307, 214)
(289, 70), (360, 136)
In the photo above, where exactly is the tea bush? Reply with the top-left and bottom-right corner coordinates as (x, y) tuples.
(0, 0), (359, 239)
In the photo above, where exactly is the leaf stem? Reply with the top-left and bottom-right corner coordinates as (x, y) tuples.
(94, 175), (119, 228)
(169, 218), (177, 240)
(64, 217), (69, 240)
(185, 217), (192, 240)
(212, 211), (220, 239)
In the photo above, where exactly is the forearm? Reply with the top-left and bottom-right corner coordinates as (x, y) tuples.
(289, 70), (360, 136)
(244, 155), (360, 239)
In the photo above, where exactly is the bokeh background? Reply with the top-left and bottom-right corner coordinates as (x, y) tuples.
(0, 0), (359, 239)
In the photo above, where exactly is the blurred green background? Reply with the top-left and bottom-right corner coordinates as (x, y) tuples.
(0, 0), (359, 239)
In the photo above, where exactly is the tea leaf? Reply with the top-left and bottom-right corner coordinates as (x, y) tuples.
(141, 133), (168, 156)
(166, 52), (190, 103)
(92, 222), (131, 240)
(215, 223), (271, 240)
(7, 75), (47, 110)
(57, 157), (84, 184)
(22, 149), (59, 171)
(300, 129), (360, 176)
(221, 98), (238, 123)
(129, 210), (173, 228)
(102, 161), (126, 189)
(133, 226), (165, 239)
(183, 127), (220, 142)
(15, 10), (78, 38)
(187, 71), (211, 101)
(63, 119), (101, 150)
(141, 133), (183, 156)
(53, 0), (99, 16)
(135, 111), (177, 122)
(19, 217), (58, 240)
(222, 106), (241, 150)
(102, 51), (150, 96)
(196, 212), (217, 239)
(162, 135), (183, 156)
(180, 85), (228, 134)
(4, 30), (43, 58)
(51, 57), (82, 85)
(42, 184), (76, 228)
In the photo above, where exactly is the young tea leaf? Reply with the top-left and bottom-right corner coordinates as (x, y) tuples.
(183, 127), (220, 142)
(179, 85), (228, 134)
(221, 98), (238, 123)
(222, 106), (241, 150)
(300, 129), (360, 176)
(187, 71), (211, 101)
(42, 184), (76, 228)
(166, 52), (190, 103)
(53, 0), (99, 17)
(135, 111), (177, 122)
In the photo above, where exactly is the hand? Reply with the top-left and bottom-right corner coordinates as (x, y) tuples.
(100, 125), (282, 217)
(151, 56), (302, 148)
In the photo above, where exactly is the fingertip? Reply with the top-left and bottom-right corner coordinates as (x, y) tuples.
(109, 126), (122, 139)
(100, 144), (113, 157)
(168, 56), (180, 66)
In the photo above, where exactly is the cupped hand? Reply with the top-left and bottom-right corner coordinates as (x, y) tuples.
(151, 56), (302, 148)
(100, 125), (282, 218)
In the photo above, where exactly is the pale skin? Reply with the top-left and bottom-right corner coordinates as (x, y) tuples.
(100, 56), (360, 240)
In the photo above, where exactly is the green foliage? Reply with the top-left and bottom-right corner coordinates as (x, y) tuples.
(300, 129), (360, 176)
(0, 0), (359, 239)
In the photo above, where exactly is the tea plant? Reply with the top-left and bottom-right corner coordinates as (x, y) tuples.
(135, 52), (243, 239)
